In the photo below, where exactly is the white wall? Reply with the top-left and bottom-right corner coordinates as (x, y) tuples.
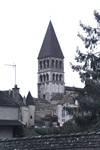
(56, 104), (73, 126)
(21, 106), (29, 125)
(21, 105), (35, 126)
(28, 105), (35, 126)
(0, 106), (18, 120)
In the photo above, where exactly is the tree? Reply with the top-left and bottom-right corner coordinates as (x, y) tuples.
(71, 11), (100, 131)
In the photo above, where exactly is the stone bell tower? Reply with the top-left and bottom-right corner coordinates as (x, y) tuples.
(37, 21), (65, 101)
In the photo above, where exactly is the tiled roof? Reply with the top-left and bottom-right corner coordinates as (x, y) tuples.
(38, 21), (64, 59)
(58, 92), (78, 105)
(35, 103), (54, 111)
(0, 91), (18, 107)
(33, 97), (50, 104)
(51, 93), (64, 101)
(50, 92), (77, 105)
(65, 86), (83, 92)
(0, 132), (100, 149)
(3, 90), (24, 106)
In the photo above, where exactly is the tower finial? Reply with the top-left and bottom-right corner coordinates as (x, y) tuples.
(49, 15), (52, 21)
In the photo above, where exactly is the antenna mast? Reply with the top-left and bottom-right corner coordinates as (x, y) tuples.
(5, 64), (16, 85)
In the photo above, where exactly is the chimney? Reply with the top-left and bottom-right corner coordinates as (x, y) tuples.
(12, 84), (20, 104)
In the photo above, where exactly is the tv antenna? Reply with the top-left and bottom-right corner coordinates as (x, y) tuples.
(5, 64), (16, 85)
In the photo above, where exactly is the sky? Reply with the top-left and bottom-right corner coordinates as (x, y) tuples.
(0, 0), (100, 97)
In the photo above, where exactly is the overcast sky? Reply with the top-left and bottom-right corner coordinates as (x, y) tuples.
(0, 0), (100, 97)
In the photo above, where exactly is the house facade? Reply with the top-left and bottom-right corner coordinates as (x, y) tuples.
(0, 85), (36, 138)
(0, 90), (24, 138)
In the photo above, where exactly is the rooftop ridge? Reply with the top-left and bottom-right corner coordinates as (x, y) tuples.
(0, 131), (100, 141)
(0, 131), (100, 149)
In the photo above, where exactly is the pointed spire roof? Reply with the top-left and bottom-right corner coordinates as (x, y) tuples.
(38, 21), (64, 59)
(26, 91), (34, 105)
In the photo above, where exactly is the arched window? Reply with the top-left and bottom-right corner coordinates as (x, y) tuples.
(59, 74), (62, 81)
(39, 61), (42, 69)
(59, 61), (62, 69)
(56, 74), (58, 81)
(47, 60), (49, 68)
(43, 60), (46, 68)
(52, 60), (54, 67)
(40, 75), (42, 82)
(46, 74), (49, 81)
(56, 60), (58, 68)
(52, 74), (55, 81)
(43, 74), (46, 81)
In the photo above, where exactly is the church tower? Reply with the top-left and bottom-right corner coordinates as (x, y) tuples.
(38, 21), (65, 101)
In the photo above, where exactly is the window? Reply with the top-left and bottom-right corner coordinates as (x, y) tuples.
(47, 60), (49, 68)
(52, 60), (54, 67)
(43, 60), (46, 68)
(52, 74), (55, 81)
(43, 74), (46, 81)
(56, 74), (58, 81)
(30, 116), (32, 119)
(56, 60), (58, 68)
(59, 61), (62, 68)
(40, 75), (42, 82)
(46, 74), (49, 81)
(43, 94), (45, 99)
(62, 110), (65, 117)
(59, 74), (62, 81)
(39, 61), (42, 69)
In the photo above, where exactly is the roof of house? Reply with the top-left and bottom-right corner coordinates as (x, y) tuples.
(50, 92), (77, 105)
(0, 91), (19, 107)
(3, 89), (24, 106)
(58, 93), (78, 105)
(65, 86), (83, 92)
(0, 132), (100, 149)
(51, 93), (64, 101)
(0, 120), (24, 126)
(33, 97), (50, 104)
(38, 21), (64, 59)
(35, 103), (55, 111)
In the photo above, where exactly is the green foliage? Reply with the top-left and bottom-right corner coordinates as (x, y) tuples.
(60, 120), (82, 134)
(22, 126), (39, 136)
(34, 127), (60, 135)
(70, 10), (100, 131)
(71, 11), (100, 83)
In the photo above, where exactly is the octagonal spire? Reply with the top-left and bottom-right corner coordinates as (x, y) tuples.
(38, 21), (64, 59)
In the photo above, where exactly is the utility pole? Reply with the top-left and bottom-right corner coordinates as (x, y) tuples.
(5, 64), (16, 85)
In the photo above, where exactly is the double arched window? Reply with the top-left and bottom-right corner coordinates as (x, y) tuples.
(39, 73), (49, 82)
(52, 74), (63, 82)
(39, 59), (63, 69)
(51, 59), (63, 69)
